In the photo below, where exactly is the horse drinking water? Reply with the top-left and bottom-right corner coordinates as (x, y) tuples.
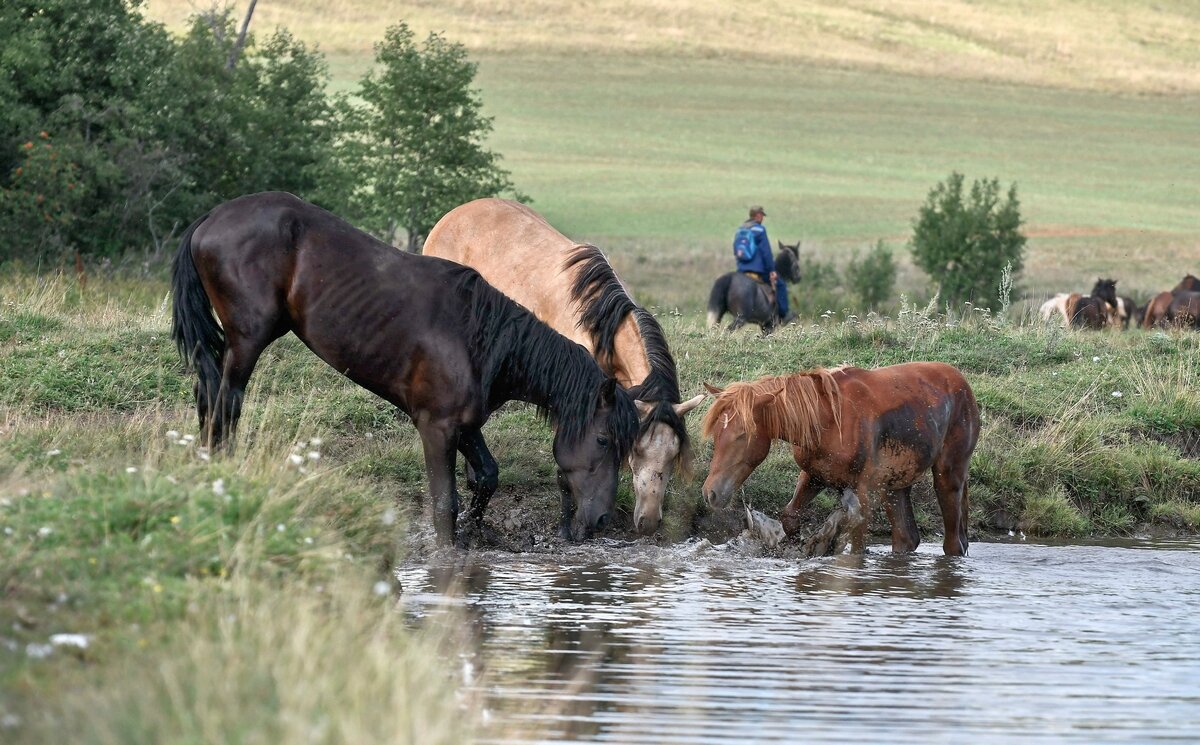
(171, 192), (639, 545)
(702, 362), (979, 556)
(424, 198), (702, 535)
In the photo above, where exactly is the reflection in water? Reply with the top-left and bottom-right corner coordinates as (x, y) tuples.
(398, 540), (1200, 744)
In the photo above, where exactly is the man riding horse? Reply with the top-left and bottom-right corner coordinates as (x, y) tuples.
(734, 206), (794, 324)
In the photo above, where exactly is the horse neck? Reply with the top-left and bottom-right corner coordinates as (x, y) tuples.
(492, 319), (599, 418)
(610, 316), (652, 390)
(772, 373), (842, 453)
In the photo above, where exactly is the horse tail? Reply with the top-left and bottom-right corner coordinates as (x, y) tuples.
(707, 273), (733, 328)
(171, 213), (223, 404)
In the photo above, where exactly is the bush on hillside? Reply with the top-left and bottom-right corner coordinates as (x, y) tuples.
(342, 23), (524, 251)
(909, 172), (1026, 310)
(845, 240), (897, 312)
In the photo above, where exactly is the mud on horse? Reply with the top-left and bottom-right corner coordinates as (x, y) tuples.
(702, 362), (980, 556)
(171, 192), (639, 546)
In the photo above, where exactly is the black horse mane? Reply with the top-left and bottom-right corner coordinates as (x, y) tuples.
(562, 245), (692, 474)
(454, 269), (638, 458)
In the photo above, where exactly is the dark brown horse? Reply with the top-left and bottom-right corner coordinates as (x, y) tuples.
(1173, 274), (1200, 293)
(706, 241), (802, 333)
(1065, 278), (1116, 329)
(171, 192), (639, 545)
(1167, 292), (1200, 328)
(701, 362), (979, 556)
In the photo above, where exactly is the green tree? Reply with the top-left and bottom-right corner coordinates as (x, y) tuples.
(909, 172), (1026, 309)
(346, 23), (522, 251)
(845, 240), (897, 312)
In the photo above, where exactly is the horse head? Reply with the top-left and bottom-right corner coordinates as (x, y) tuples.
(699, 382), (773, 510)
(629, 394), (705, 535)
(1091, 277), (1118, 307)
(554, 378), (640, 541)
(776, 241), (803, 284)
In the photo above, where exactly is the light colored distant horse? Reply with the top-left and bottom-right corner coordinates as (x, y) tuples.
(1039, 293), (1071, 327)
(424, 199), (704, 535)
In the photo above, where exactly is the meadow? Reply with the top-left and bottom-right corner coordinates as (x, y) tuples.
(3, 0), (1200, 741)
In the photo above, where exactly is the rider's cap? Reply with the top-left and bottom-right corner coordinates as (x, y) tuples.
(749, 205), (766, 217)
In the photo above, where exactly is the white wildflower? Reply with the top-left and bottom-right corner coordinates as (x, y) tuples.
(126, 466), (138, 474)
(25, 643), (53, 659)
(310, 437), (323, 447)
(1112, 391), (1123, 398)
(287, 453), (304, 466)
(1092, 356), (1101, 362)
(212, 478), (225, 496)
(182, 434), (195, 442)
(166, 430), (180, 439)
(46, 449), (61, 457)
(304, 536), (314, 545)
(49, 633), (89, 649)
(307, 451), (321, 461)
(381, 508), (397, 526)
(37, 526), (52, 538)
(176, 439), (189, 446)
(372, 581), (391, 597)
(276, 523), (286, 532)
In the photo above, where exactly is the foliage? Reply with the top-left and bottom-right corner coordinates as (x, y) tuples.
(909, 171), (1026, 310)
(788, 254), (845, 318)
(0, 2), (350, 263)
(343, 22), (522, 250)
(844, 240), (897, 312)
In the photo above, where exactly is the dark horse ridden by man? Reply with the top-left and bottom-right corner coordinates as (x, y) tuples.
(171, 192), (639, 546)
(706, 242), (802, 333)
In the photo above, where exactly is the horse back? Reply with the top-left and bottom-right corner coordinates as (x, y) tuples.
(807, 362), (978, 489)
(192, 192), (483, 420)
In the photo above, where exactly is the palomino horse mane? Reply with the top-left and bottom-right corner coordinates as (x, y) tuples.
(702, 369), (844, 453)
(562, 244), (692, 475)
(453, 268), (639, 458)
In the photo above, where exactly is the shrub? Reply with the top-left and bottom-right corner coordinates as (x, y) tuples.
(845, 240), (897, 312)
(910, 171), (1026, 310)
(343, 22), (524, 251)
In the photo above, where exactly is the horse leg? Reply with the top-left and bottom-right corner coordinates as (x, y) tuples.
(727, 316), (746, 332)
(883, 486), (920, 553)
(457, 427), (499, 547)
(932, 459), (970, 556)
(207, 332), (271, 448)
(417, 419), (460, 546)
(780, 469), (823, 536)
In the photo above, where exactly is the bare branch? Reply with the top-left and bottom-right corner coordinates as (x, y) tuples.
(225, 0), (259, 71)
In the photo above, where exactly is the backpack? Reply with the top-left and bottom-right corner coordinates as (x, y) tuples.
(733, 226), (757, 262)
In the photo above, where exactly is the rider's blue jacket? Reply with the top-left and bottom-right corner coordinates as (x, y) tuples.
(735, 220), (776, 276)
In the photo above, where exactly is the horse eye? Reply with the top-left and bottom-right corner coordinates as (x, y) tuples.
(597, 436), (610, 448)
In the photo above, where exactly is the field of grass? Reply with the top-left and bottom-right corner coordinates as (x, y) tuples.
(145, 0), (1200, 94)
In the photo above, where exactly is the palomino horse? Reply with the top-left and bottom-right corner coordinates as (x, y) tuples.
(172, 192), (639, 545)
(706, 242), (802, 333)
(423, 198), (703, 536)
(702, 362), (979, 556)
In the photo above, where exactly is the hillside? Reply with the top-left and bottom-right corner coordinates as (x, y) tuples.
(143, 0), (1200, 94)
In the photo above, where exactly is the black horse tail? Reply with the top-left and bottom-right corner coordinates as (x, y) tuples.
(707, 273), (733, 328)
(171, 213), (223, 407)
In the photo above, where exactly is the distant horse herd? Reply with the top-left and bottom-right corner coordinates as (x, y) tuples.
(1040, 275), (1200, 330)
(195, 192), (1200, 560)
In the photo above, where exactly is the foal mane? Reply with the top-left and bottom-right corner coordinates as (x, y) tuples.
(702, 369), (843, 452)
(455, 269), (638, 458)
(563, 245), (692, 473)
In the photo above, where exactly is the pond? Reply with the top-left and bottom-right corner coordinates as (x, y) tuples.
(398, 538), (1200, 743)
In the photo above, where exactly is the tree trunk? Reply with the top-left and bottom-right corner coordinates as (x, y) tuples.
(225, 0), (259, 71)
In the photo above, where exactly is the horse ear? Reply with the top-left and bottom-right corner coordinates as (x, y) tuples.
(777, 240), (783, 250)
(703, 382), (724, 396)
(633, 399), (655, 418)
(674, 394), (706, 416)
(753, 392), (776, 408)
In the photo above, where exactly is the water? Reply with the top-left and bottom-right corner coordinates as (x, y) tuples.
(398, 538), (1200, 743)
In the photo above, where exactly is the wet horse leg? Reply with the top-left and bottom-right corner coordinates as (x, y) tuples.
(456, 427), (499, 546)
(933, 458), (970, 556)
(843, 486), (870, 554)
(780, 469), (823, 536)
(883, 486), (921, 553)
(417, 419), (460, 546)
